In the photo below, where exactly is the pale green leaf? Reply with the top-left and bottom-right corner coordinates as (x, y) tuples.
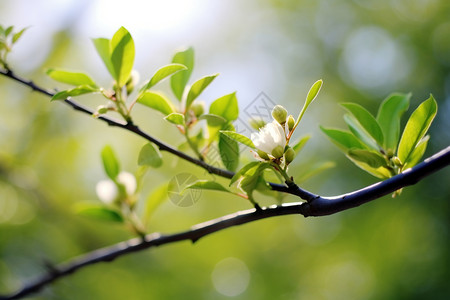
(184, 180), (231, 193)
(292, 135), (311, 154)
(138, 143), (163, 168)
(220, 131), (255, 149)
(209, 92), (239, 121)
(75, 204), (124, 223)
(219, 126), (240, 172)
(199, 114), (227, 127)
(347, 149), (387, 168)
(46, 69), (98, 87)
(110, 27), (135, 87)
(92, 37), (115, 79)
(171, 47), (194, 100)
(230, 161), (260, 186)
(398, 95), (437, 165)
(320, 126), (366, 152)
(141, 63), (187, 91)
(51, 85), (98, 101)
(101, 145), (120, 179)
(305, 79), (323, 107)
(185, 74), (218, 110)
(12, 27), (27, 44)
(343, 114), (380, 151)
(164, 113), (185, 126)
(136, 91), (175, 115)
(403, 135), (429, 169)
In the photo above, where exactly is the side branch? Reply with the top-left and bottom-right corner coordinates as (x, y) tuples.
(0, 146), (449, 299)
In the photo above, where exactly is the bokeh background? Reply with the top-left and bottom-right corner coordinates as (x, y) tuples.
(1, 0), (450, 299)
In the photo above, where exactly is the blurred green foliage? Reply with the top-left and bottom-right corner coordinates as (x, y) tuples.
(0, 0), (449, 299)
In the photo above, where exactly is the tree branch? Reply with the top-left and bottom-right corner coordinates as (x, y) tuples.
(1, 69), (449, 299)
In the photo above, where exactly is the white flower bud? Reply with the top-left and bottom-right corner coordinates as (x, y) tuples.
(96, 179), (118, 204)
(117, 172), (137, 196)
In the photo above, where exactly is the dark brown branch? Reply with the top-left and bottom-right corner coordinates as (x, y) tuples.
(0, 146), (448, 299)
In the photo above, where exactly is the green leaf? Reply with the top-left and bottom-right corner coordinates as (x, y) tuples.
(185, 74), (218, 110)
(199, 114), (227, 127)
(143, 184), (168, 226)
(140, 63), (187, 91)
(12, 27), (27, 44)
(398, 95), (437, 165)
(292, 135), (311, 155)
(343, 114), (380, 151)
(110, 27), (135, 87)
(92, 38), (115, 79)
(320, 126), (366, 152)
(230, 161), (260, 186)
(347, 149), (387, 168)
(403, 135), (429, 169)
(184, 180), (231, 193)
(209, 92), (239, 121)
(239, 162), (271, 196)
(341, 103), (384, 147)
(171, 47), (194, 100)
(164, 113), (185, 126)
(138, 143), (163, 168)
(347, 158), (392, 179)
(296, 161), (335, 183)
(376, 93), (411, 152)
(46, 69), (98, 87)
(220, 131), (255, 149)
(4, 26), (13, 37)
(51, 85), (98, 101)
(305, 79), (323, 107)
(219, 127), (240, 172)
(75, 203), (124, 223)
(101, 145), (120, 179)
(136, 91), (175, 115)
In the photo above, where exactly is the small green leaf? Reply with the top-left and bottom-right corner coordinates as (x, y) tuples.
(347, 149), (387, 168)
(185, 180), (231, 193)
(219, 126), (240, 172)
(398, 95), (437, 165)
(92, 37), (115, 79)
(209, 92), (239, 121)
(143, 184), (168, 226)
(101, 145), (120, 179)
(185, 74), (218, 110)
(220, 131), (255, 149)
(4, 26), (13, 37)
(75, 203), (124, 223)
(296, 161), (335, 183)
(292, 135), (311, 155)
(341, 103), (384, 147)
(141, 63), (187, 91)
(305, 79), (323, 107)
(230, 161), (260, 186)
(171, 47), (194, 100)
(110, 27), (135, 87)
(320, 126), (366, 151)
(51, 85), (98, 101)
(344, 114), (380, 151)
(199, 114), (227, 127)
(376, 93), (411, 152)
(138, 143), (163, 168)
(403, 135), (429, 169)
(46, 69), (98, 87)
(239, 162), (271, 196)
(12, 27), (27, 44)
(136, 91), (175, 115)
(164, 113), (185, 125)
(348, 158), (392, 179)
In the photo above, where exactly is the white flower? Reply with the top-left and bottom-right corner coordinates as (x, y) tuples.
(251, 120), (286, 157)
(95, 171), (137, 204)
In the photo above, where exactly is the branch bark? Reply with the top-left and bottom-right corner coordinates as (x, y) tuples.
(0, 69), (449, 299)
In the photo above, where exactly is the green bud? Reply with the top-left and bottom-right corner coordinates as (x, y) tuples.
(386, 148), (394, 158)
(257, 150), (270, 160)
(271, 145), (284, 158)
(284, 147), (295, 164)
(287, 115), (295, 132)
(125, 70), (140, 95)
(249, 117), (266, 130)
(271, 105), (288, 124)
(191, 100), (205, 117)
(392, 156), (402, 167)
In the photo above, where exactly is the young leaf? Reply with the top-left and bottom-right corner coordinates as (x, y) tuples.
(347, 158), (392, 179)
(171, 47), (194, 100)
(344, 114), (381, 151)
(376, 93), (410, 152)
(92, 38), (115, 79)
(12, 27), (27, 44)
(199, 114), (227, 127)
(140, 63), (187, 91)
(320, 126), (366, 152)
(296, 79), (323, 126)
(219, 129), (240, 172)
(110, 27), (135, 87)
(341, 103), (384, 147)
(4, 26), (13, 37)
(347, 149), (387, 168)
(292, 135), (311, 155)
(101, 145), (120, 179)
(398, 95), (437, 165)
(184, 180), (231, 193)
(164, 113), (185, 126)
(46, 69), (98, 87)
(220, 131), (256, 149)
(239, 163), (271, 197)
(136, 91), (175, 115)
(209, 92), (239, 122)
(185, 74), (218, 110)
(75, 203), (124, 223)
(403, 135), (429, 169)
(138, 143), (163, 168)
(143, 184), (168, 226)
(230, 161), (260, 186)
(51, 85), (98, 101)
